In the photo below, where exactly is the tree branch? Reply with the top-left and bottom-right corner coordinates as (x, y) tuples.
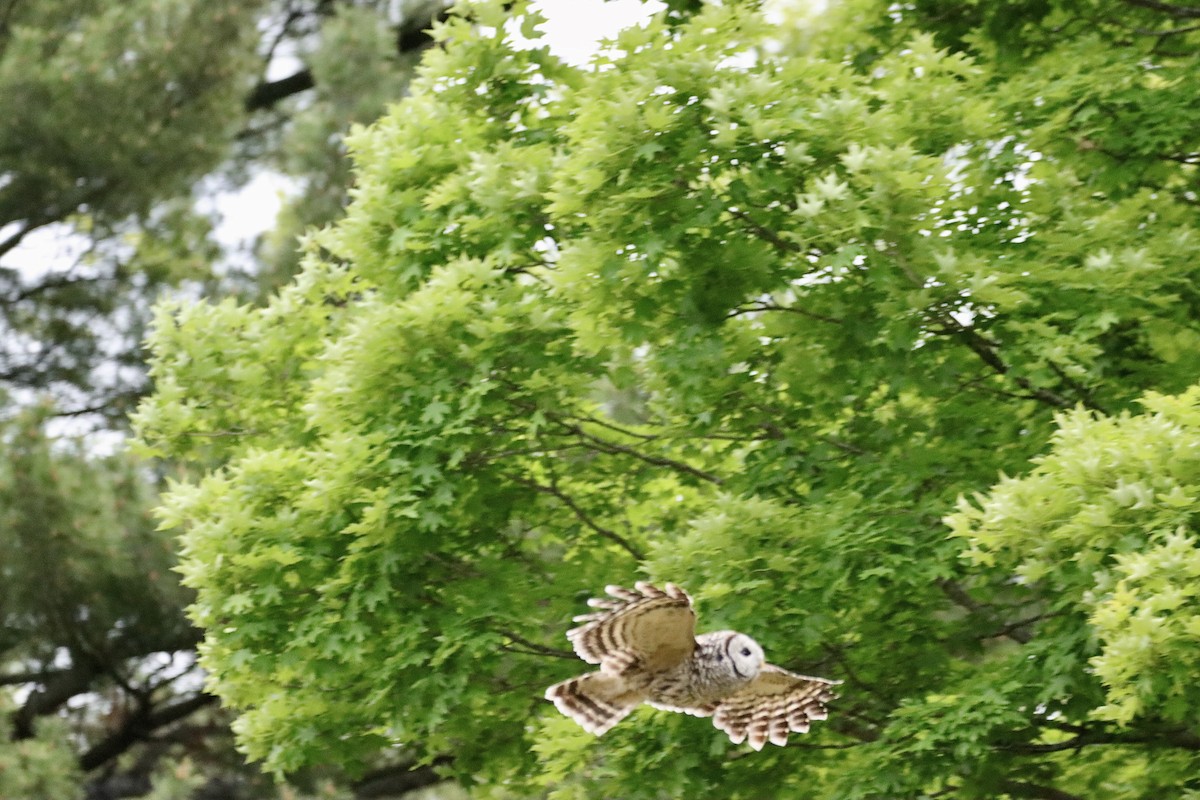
(244, 67), (314, 112)
(0, 218), (39, 259)
(243, 3), (452, 113)
(884, 243), (1104, 412)
(510, 474), (645, 560)
(926, 316), (1087, 410)
(354, 756), (453, 799)
(497, 629), (577, 659)
(727, 208), (803, 255)
(0, 667), (72, 687)
(79, 692), (217, 771)
(997, 722), (1200, 755)
(11, 627), (202, 740)
(11, 661), (98, 738)
(998, 780), (1085, 800)
(554, 417), (724, 485)
(396, 4), (453, 53)
(728, 301), (844, 326)
(1121, 0), (1200, 18)
(936, 579), (1033, 645)
(1133, 21), (1200, 34)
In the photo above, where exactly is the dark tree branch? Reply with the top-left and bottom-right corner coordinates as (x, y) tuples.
(510, 474), (645, 560)
(52, 401), (120, 418)
(397, 5), (453, 53)
(354, 756), (453, 799)
(726, 207), (803, 255)
(819, 434), (869, 456)
(84, 766), (155, 800)
(497, 629), (577, 659)
(11, 661), (98, 738)
(998, 780), (1085, 800)
(997, 720), (1200, 756)
(0, 0), (20, 53)
(728, 301), (844, 326)
(882, 243), (1100, 411)
(260, 5), (305, 75)
(244, 67), (315, 112)
(936, 579), (1034, 645)
(1134, 21), (1200, 33)
(949, 324), (1082, 410)
(1, 270), (114, 306)
(464, 442), (589, 470)
(0, 667), (73, 687)
(554, 418), (724, 485)
(244, 3), (453, 113)
(0, 218), (40, 259)
(496, 387), (723, 485)
(1121, 0), (1200, 18)
(565, 411), (659, 441)
(0, 179), (117, 259)
(11, 627), (202, 740)
(981, 612), (1064, 642)
(80, 692), (217, 771)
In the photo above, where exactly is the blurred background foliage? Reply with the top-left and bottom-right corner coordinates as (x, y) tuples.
(1, 0), (461, 796)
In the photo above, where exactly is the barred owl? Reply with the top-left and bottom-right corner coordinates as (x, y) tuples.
(544, 582), (839, 749)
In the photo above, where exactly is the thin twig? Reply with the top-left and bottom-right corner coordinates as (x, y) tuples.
(727, 208), (803, 255)
(497, 629), (576, 659)
(728, 301), (844, 326)
(556, 419), (724, 485)
(1121, 0), (1200, 19)
(510, 474), (645, 560)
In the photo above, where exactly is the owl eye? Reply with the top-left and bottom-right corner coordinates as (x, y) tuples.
(740, 647), (752, 657)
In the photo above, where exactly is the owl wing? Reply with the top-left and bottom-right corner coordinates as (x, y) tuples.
(712, 664), (840, 750)
(567, 582), (696, 675)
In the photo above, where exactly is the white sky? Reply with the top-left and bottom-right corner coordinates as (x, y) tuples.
(532, 0), (664, 65)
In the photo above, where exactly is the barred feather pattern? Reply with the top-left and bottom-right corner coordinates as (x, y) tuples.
(567, 582), (695, 674)
(711, 664), (840, 750)
(544, 671), (647, 736)
(545, 583), (840, 749)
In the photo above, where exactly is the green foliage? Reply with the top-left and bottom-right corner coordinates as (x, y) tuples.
(1, 0), (466, 796)
(0, 412), (191, 658)
(0, 0), (261, 417)
(0, 701), (80, 800)
(136, 0), (1200, 796)
(0, 0), (262, 231)
(950, 387), (1200, 726)
(257, 4), (430, 290)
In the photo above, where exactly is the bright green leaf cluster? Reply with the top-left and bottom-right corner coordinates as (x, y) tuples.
(949, 386), (1200, 725)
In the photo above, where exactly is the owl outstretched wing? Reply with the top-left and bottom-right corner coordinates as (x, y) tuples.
(566, 582), (696, 675)
(712, 664), (840, 750)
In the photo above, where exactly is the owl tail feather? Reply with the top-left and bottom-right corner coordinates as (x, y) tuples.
(545, 672), (643, 736)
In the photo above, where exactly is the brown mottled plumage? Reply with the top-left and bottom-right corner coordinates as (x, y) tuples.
(544, 582), (839, 749)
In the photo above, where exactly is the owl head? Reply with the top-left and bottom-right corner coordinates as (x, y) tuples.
(725, 632), (765, 680)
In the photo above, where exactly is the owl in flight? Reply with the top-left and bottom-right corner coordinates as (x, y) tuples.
(545, 582), (839, 749)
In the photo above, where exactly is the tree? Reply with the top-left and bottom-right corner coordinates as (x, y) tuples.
(0, 0), (450, 420)
(0, 0), (253, 420)
(0, 412), (215, 797)
(135, 0), (1200, 798)
(0, 0), (456, 797)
